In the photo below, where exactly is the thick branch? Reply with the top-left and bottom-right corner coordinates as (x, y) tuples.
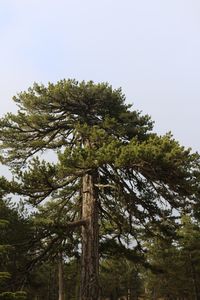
(51, 218), (89, 231)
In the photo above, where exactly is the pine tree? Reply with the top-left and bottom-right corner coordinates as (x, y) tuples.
(1, 80), (200, 299)
(178, 216), (200, 300)
(142, 232), (181, 299)
(100, 257), (142, 300)
(0, 178), (27, 299)
(141, 216), (200, 300)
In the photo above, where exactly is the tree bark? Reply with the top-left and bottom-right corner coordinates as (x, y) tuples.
(80, 171), (99, 300)
(58, 251), (65, 300)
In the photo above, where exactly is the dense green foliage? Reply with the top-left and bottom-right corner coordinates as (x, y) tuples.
(1, 207), (200, 299)
(1, 79), (200, 299)
(1, 80), (199, 238)
(0, 180), (28, 299)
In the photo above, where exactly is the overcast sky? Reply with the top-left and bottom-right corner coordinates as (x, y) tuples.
(1, 0), (200, 151)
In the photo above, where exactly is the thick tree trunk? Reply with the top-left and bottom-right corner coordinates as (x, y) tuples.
(58, 251), (65, 300)
(80, 171), (99, 300)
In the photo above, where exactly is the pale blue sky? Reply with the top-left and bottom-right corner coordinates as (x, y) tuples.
(1, 0), (200, 150)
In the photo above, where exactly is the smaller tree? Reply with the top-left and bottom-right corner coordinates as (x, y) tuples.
(143, 235), (180, 299)
(25, 198), (80, 300)
(0, 178), (28, 299)
(142, 217), (200, 300)
(100, 257), (142, 300)
(178, 216), (200, 300)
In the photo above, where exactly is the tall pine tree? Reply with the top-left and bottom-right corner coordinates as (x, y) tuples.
(1, 80), (200, 300)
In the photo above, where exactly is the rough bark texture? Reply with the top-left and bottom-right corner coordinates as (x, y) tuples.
(80, 171), (99, 300)
(58, 251), (65, 300)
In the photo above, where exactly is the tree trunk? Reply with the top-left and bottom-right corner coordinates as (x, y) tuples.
(80, 171), (99, 300)
(58, 251), (65, 300)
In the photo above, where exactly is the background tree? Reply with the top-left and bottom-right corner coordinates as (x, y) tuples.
(141, 216), (200, 300)
(1, 79), (200, 299)
(31, 199), (80, 300)
(0, 178), (28, 299)
(142, 231), (181, 300)
(177, 215), (200, 300)
(100, 257), (142, 300)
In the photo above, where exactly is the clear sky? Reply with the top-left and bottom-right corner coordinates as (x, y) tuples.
(0, 0), (200, 151)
